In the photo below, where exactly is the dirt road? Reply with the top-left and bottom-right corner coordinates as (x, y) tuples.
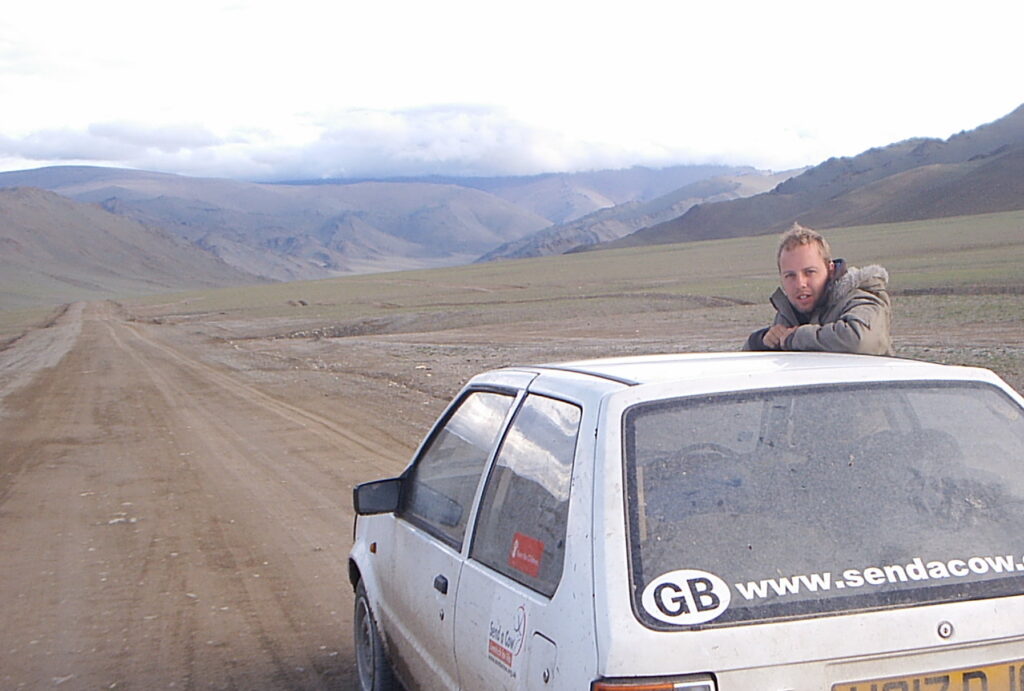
(3, 295), (1022, 690)
(0, 303), (412, 689)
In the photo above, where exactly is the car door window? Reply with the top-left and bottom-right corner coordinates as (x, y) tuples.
(402, 390), (515, 548)
(470, 394), (582, 597)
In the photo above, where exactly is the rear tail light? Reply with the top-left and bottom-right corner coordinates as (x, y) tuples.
(592, 678), (715, 691)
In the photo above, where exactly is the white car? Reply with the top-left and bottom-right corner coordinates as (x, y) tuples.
(349, 352), (1024, 690)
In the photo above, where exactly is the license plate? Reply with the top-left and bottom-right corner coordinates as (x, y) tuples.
(832, 658), (1024, 690)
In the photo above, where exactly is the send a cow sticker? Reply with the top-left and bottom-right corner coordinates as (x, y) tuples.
(641, 569), (731, 625)
(488, 601), (526, 678)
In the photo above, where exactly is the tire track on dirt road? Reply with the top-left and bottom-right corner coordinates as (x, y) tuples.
(96, 305), (408, 689)
(101, 313), (350, 688)
(0, 303), (412, 689)
(108, 313), (407, 474)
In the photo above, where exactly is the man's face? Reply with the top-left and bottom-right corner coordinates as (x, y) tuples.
(779, 243), (833, 314)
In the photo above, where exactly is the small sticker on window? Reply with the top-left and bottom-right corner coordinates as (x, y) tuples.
(508, 532), (544, 578)
(641, 569), (731, 625)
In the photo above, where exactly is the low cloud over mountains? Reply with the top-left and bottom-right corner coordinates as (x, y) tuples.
(1, 106), (736, 183)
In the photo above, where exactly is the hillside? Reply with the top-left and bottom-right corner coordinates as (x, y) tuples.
(601, 103), (1024, 249)
(0, 187), (260, 309)
(290, 164), (756, 225)
(453, 164), (756, 223)
(478, 169), (798, 261)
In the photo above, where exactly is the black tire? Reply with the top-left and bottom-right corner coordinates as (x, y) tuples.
(354, 580), (398, 691)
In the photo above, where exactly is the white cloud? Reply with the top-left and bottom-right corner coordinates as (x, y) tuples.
(0, 0), (1021, 180)
(86, 123), (223, 154)
(0, 123), (225, 169)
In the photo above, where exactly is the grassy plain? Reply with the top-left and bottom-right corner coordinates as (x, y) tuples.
(127, 210), (1024, 318)
(105, 209), (1024, 399)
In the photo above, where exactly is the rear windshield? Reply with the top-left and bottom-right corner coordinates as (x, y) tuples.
(623, 381), (1024, 629)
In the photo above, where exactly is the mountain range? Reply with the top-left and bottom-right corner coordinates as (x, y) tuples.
(1, 102), (1022, 310)
(478, 169), (799, 261)
(0, 163), (759, 289)
(599, 104), (1024, 250)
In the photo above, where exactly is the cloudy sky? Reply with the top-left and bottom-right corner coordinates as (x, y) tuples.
(1, 0), (1020, 181)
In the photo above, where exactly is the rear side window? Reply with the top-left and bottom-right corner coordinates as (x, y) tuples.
(402, 391), (515, 549)
(471, 395), (582, 597)
(624, 381), (1024, 629)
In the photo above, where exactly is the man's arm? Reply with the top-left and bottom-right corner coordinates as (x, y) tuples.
(784, 292), (892, 355)
(764, 324), (797, 349)
(744, 296), (798, 351)
(744, 327), (770, 350)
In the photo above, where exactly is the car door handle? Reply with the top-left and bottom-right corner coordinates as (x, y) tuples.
(433, 574), (448, 595)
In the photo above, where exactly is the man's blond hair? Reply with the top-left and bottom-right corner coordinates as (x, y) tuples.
(777, 223), (832, 268)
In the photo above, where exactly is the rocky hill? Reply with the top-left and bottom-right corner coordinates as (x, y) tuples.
(451, 164), (756, 223)
(0, 188), (260, 309)
(290, 164), (755, 225)
(478, 169), (798, 261)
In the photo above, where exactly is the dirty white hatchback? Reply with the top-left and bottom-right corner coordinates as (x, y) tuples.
(349, 352), (1024, 690)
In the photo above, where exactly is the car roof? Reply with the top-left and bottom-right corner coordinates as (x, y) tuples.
(523, 352), (995, 388)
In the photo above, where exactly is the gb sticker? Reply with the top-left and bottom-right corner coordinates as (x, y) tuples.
(641, 569), (731, 625)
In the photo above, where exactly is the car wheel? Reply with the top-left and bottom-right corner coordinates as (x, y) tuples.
(354, 580), (398, 691)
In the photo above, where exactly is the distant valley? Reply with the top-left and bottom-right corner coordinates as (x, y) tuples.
(0, 162), (770, 307)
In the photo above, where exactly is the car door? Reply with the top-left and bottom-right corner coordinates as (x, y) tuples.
(454, 393), (584, 690)
(379, 387), (518, 690)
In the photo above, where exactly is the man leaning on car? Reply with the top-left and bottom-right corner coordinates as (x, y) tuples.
(744, 223), (894, 355)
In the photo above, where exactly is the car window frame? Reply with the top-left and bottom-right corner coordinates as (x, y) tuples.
(397, 385), (523, 551)
(467, 391), (584, 598)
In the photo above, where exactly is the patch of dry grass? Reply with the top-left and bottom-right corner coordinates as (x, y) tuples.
(125, 210), (1024, 334)
(0, 305), (67, 347)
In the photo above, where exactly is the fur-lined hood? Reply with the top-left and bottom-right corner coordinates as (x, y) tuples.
(829, 260), (889, 302)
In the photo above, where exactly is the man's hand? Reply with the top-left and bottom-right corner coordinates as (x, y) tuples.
(763, 324), (797, 349)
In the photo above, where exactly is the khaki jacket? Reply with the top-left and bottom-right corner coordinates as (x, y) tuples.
(745, 260), (894, 356)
